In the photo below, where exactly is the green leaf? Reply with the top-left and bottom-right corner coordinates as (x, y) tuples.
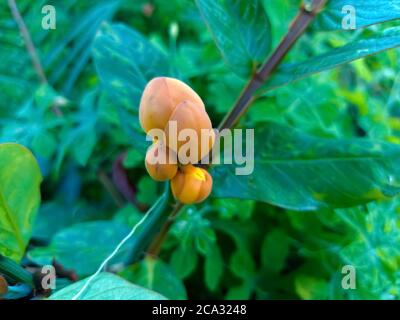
(212, 121), (400, 210)
(32, 186), (169, 276)
(214, 199), (255, 220)
(113, 204), (143, 228)
(32, 200), (111, 242)
(48, 0), (120, 95)
(28, 221), (136, 276)
(55, 90), (99, 170)
(171, 206), (216, 254)
(295, 275), (329, 300)
(225, 283), (252, 300)
(127, 184), (170, 263)
(93, 24), (170, 149)
(316, 1), (400, 30)
(260, 27), (400, 93)
(0, 143), (42, 262)
(123, 148), (144, 168)
(50, 272), (166, 300)
(261, 229), (290, 273)
(71, 129), (97, 166)
(230, 250), (255, 279)
(92, 23), (169, 151)
(93, 23), (169, 108)
(1, 85), (63, 163)
(204, 245), (224, 291)
(170, 244), (198, 279)
(196, 0), (271, 77)
(119, 257), (187, 300)
(137, 176), (158, 205)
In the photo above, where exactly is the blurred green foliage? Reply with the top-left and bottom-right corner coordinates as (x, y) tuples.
(1, 0), (400, 300)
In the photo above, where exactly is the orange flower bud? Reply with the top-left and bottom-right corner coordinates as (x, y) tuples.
(145, 142), (178, 181)
(171, 164), (213, 204)
(164, 101), (215, 164)
(139, 77), (205, 133)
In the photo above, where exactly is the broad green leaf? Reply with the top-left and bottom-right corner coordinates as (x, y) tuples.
(119, 257), (187, 300)
(214, 199), (255, 220)
(230, 249), (255, 279)
(137, 176), (158, 205)
(261, 229), (290, 273)
(28, 221), (136, 276)
(113, 204), (144, 228)
(55, 90), (99, 170)
(123, 148), (143, 168)
(212, 122), (400, 210)
(50, 272), (166, 300)
(0, 143), (42, 262)
(261, 0), (298, 46)
(260, 27), (400, 94)
(225, 283), (252, 300)
(92, 23), (170, 151)
(170, 244), (198, 279)
(93, 23), (169, 109)
(196, 0), (271, 77)
(316, 1), (400, 30)
(204, 245), (224, 291)
(32, 200), (111, 242)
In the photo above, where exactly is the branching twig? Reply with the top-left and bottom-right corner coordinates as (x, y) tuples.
(8, 0), (63, 116)
(146, 0), (326, 258)
(112, 153), (148, 211)
(98, 169), (125, 208)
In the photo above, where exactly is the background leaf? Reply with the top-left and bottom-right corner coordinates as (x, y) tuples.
(92, 23), (170, 152)
(261, 229), (290, 273)
(230, 249), (255, 279)
(260, 27), (400, 94)
(119, 257), (187, 300)
(196, 0), (271, 77)
(170, 244), (198, 279)
(316, 0), (400, 30)
(0, 143), (42, 262)
(28, 221), (136, 276)
(50, 272), (166, 300)
(204, 245), (224, 291)
(212, 122), (400, 210)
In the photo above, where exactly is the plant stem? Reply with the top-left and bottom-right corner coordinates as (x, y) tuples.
(146, 202), (184, 256)
(98, 169), (125, 208)
(8, 0), (63, 116)
(146, 0), (326, 258)
(219, 0), (326, 130)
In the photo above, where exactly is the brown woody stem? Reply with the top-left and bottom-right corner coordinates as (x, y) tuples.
(219, 0), (326, 130)
(8, 0), (63, 116)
